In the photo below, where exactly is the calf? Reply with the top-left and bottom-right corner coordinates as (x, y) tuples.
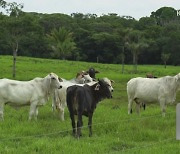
(67, 79), (113, 138)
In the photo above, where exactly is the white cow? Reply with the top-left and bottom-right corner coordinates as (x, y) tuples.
(0, 73), (62, 121)
(127, 73), (180, 117)
(53, 77), (114, 121)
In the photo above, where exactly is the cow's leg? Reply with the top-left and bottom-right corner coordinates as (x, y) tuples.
(59, 108), (64, 121)
(135, 99), (141, 115)
(34, 107), (39, 121)
(29, 102), (37, 121)
(53, 92), (65, 121)
(57, 104), (64, 121)
(52, 91), (59, 113)
(136, 103), (140, 115)
(0, 103), (4, 121)
(70, 112), (76, 136)
(52, 92), (56, 112)
(143, 103), (146, 110)
(128, 98), (133, 114)
(160, 100), (166, 117)
(60, 101), (67, 121)
(77, 113), (83, 138)
(88, 112), (93, 137)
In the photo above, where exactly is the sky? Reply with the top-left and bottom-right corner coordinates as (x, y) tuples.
(5, 0), (180, 19)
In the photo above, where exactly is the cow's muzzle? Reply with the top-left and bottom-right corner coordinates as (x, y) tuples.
(107, 95), (112, 99)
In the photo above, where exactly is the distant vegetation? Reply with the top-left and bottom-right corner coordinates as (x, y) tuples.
(0, 1), (180, 66)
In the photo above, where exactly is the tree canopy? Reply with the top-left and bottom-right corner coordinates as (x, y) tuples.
(0, 2), (180, 65)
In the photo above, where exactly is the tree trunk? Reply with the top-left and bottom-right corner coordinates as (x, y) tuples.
(135, 53), (138, 73)
(121, 46), (125, 74)
(12, 42), (18, 79)
(97, 56), (99, 63)
(13, 50), (16, 78)
(164, 61), (167, 68)
(133, 52), (137, 73)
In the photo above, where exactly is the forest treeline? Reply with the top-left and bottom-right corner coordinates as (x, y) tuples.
(0, 2), (180, 65)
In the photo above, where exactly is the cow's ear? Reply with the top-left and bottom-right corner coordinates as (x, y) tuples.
(49, 73), (55, 79)
(97, 78), (101, 84)
(111, 80), (115, 83)
(95, 84), (100, 91)
(83, 71), (88, 75)
(58, 77), (63, 82)
(98, 79), (103, 86)
(175, 73), (180, 82)
(76, 72), (81, 78)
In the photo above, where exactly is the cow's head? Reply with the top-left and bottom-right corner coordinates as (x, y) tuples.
(49, 73), (62, 89)
(76, 71), (93, 83)
(102, 77), (114, 93)
(175, 73), (180, 90)
(146, 73), (157, 78)
(95, 79), (113, 99)
(86, 68), (100, 79)
(83, 74), (93, 83)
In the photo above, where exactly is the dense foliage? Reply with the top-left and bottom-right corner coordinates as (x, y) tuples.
(0, 2), (180, 65)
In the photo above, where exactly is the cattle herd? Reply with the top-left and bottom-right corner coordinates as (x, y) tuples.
(0, 68), (179, 138)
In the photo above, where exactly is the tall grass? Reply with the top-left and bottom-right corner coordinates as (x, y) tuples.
(0, 55), (179, 153)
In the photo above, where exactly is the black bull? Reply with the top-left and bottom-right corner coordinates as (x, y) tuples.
(66, 79), (112, 138)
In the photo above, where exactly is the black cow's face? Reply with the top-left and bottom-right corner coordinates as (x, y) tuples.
(98, 80), (112, 99)
(88, 68), (96, 79)
(87, 68), (100, 79)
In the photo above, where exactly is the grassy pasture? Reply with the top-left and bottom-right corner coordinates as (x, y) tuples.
(0, 55), (180, 154)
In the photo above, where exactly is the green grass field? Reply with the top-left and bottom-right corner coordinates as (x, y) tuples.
(0, 55), (180, 154)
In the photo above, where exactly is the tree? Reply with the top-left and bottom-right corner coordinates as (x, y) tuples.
(0, 1), (23, 78)
(8, 3), (23, 78)
(39, 13), (73, 33)
(47, 27), (76, 60)
(91, 32), (120, 63)
(161, 53), (170, 68)
(150, 7), (177, 26)
(0, 0), (7, 12)
(137, 17), (157, 30)
(119, 28), (132, 73)
(126, 30), (148, 73)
